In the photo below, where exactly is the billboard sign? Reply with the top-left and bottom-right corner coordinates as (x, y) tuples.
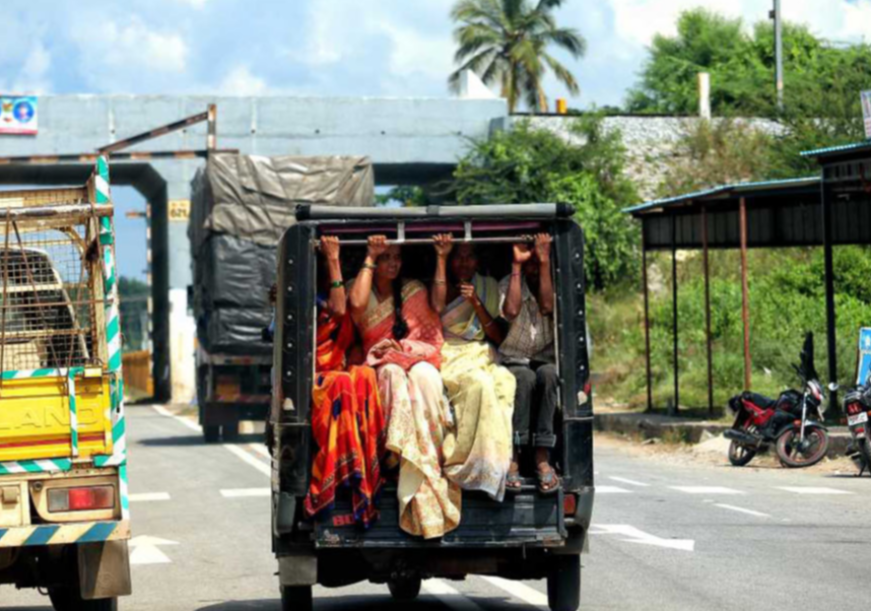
(0, 95), (38, 135)
(863, 90), (871, 140)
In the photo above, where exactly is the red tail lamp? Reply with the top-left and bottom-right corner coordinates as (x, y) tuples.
(563, 493), (577, 517)
(48, 486), (115, 512)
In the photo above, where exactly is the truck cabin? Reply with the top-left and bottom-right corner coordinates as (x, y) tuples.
(273, 204), (594, 554)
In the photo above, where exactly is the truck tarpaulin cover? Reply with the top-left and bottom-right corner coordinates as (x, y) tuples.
(190, 154), (374, 354)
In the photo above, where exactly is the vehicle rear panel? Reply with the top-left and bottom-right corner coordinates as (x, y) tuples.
(0, 374), (112, 462)
(315, 484), (564, 549)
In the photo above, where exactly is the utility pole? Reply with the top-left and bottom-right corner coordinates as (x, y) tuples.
(770, 0), (784, 111)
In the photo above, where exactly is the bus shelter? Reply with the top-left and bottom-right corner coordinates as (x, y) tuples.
(625, 141), (871, 415)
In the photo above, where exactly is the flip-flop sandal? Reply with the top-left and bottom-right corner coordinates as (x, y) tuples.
(537, 467), (560, 496)
(506, 471), (523, 493)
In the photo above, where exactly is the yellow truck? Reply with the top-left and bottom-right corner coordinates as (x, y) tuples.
(0, 158), (131, 610)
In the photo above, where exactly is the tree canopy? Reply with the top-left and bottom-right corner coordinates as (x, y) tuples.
(627, 8), (871, 122)
(449, 0), (586, 112)
(453, 117), (638, 289)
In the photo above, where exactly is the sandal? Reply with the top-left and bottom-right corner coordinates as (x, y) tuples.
(506, 470), (523, 493)
(536, 464), (560, 495)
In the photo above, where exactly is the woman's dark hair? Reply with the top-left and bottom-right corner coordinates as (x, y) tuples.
(392, 277), (409, 340)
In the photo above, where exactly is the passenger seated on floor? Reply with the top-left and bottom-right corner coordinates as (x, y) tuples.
(348, 235), (460, 540)
(429, 234), (516, 502)
(499, 234), (560, 495)
(306, 236), (385, 527)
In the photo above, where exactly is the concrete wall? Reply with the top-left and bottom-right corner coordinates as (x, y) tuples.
(0, 95), (508, 402)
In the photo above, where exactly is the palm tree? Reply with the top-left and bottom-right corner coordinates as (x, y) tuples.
(449, 0), (586, 113)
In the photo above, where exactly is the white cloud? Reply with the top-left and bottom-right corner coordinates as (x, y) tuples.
(287, 0), (454, 92)
(219, 65), (269, 95)
(173, 0), (209, 8)
(0, 41), (52, 94)
(70, 15), (187, 77)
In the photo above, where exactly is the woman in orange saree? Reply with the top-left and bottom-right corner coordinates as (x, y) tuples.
(305, 236), (385, 528)
(349, 236), (460, 540)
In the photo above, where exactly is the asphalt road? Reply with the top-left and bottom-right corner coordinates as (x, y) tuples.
(3, 404), (870, 610)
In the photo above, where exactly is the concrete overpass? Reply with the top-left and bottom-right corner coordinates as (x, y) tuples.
(0, 94), (508, 402)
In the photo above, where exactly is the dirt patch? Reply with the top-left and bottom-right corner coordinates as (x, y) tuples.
(595, 431), (858, 476)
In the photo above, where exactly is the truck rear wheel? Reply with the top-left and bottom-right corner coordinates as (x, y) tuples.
(203, 425), (220, 443)
(388, 575), (421, 601)
(281, 585), (312, 611)
(49, 587), (117, 611)
(547, 555), (580, 611)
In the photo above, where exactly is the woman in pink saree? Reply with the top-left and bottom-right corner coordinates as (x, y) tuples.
(349, 235), (460, 539)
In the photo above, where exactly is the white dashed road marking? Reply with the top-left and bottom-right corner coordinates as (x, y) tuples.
(591, 524), (695, 552)
(714, 504), (770, 518)
(670, 486), (745, 495)
(221, 488), (271, 498)
(480, 576), (548, 608)
(596, 485), (632, 494)
(150, 405), (272, 478)
(129, 492), (171, 503)
(609, 476), (650, 487)
(423, 579), (486, 611)
(778, 487), (852, 495)
(224, 444), (271, 477)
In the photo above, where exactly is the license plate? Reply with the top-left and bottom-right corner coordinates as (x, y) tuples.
(848, 412), (869, 426)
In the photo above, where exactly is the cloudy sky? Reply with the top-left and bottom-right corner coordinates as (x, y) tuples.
(3, 0), (870, 107)
(2, 0), (869, 279)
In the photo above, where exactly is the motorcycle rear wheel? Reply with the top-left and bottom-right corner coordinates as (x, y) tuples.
(776, 426), (829, 468)
(860, 438), (871, 476)
(727, 441), (757, 467)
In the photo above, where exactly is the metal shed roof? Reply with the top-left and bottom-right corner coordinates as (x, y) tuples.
(624, 177), (820, 216)
(801, 140), (871, 159)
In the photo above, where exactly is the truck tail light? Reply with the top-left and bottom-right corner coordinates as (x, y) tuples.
(48, 486), (115, 512)
(563, 493), (577, 517)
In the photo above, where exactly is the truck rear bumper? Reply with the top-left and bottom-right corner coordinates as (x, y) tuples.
(201, 401), (269, 425)
(0, 520), (130, 548)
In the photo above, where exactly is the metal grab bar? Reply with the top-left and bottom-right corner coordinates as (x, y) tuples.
(310, 235), (537, 248)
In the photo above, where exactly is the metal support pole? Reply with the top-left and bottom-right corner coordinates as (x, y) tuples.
(642, 227), (653, 412)
(207, 104), (217, 151)
(821, 183), (840, 414)
(671, 215), (679, 415)
(702, 206), (714, 415)
(740, 197), (752, 390)
(771, 0), (784, 111)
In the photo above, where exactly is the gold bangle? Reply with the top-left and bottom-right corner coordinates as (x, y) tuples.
(362, 263), (377, 271)
(433, 279), (447, 285)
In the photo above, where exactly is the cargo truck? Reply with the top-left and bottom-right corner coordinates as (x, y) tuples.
(189, 154), (374, 443)
(0, 158), (132, 610)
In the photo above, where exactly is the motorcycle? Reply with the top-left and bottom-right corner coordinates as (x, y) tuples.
(844, 375), (871, 475)
(724, 333), (830, 468)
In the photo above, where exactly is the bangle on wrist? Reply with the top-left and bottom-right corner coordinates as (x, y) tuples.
(330, 280), (343, 289)
(363, 263), (377, 270)
(433, 279), (446, 285)
(511, 271), (521, 278)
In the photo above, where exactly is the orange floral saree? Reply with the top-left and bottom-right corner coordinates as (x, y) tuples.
(305, 304), (385, 527)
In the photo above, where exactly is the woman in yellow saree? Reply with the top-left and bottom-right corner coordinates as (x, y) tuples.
(349, 235), (460, 540)
(431, 235), (516, 502)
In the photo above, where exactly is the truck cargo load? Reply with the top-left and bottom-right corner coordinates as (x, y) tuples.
(189, 154), (374, 441)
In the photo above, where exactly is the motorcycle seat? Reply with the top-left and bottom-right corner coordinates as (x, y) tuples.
(742, 390), (801, 412)
(742, 391), (776, 409)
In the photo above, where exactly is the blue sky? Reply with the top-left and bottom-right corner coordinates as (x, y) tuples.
(2, 0), (870, 279)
